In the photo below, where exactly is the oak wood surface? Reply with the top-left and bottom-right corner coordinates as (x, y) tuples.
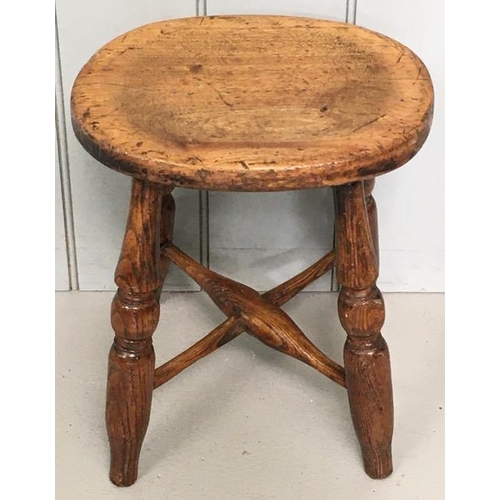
(71, 15), (433, 191)
(154, 250), (336, 388)
(335, 181), (393, 479)
(107, 179), (166, 486)
(159, 189), (175, 286)
(162, 243), (346, 387)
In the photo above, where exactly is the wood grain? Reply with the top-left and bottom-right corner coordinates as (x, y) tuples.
(154, 251), (335, 388)
(162, 243), (345, 386)
(71, 15), (434, 191)
(364, 178), (379, 266)
(159, 188), (176, 285)
(335, 181), (393, 479)
(107, 178), (164, 486)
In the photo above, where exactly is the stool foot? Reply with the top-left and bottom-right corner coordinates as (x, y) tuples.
(335, 180), (394, 479)
(344, 328), (393, 479)
(107, 334), (155, 486)
(106, 179), (167, 486)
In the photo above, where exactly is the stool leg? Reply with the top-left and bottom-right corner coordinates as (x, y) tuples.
(159, 188), (176, 282)
(334, 180), (394, 479)
(106, 179), (166, 486)
(364, 179), (379, 266)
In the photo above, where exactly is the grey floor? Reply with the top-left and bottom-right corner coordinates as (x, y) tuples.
(56, 291), (444, 500)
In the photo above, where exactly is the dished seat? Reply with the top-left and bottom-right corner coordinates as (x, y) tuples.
(71, 15), (433, 191)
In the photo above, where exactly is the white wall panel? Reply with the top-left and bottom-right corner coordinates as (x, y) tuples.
(56, 0), (200, 290)
(209, 0), (345, 19)
(55, 140), (70, 291)
(357, 0), (444, 291)
(209, 190), (334, 291)
(207, 1), (346, 291)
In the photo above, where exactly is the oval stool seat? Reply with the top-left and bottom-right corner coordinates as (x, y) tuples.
(71, 15), (433, 191)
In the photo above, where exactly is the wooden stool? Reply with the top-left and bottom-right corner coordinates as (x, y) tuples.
(71, 15), (433, 487)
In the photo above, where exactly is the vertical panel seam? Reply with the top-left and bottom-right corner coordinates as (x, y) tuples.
(346, 0), (358, 24)
(197, 0), (208, 17)
(197, 0), (209, 278)
(55, 11), (79, 290)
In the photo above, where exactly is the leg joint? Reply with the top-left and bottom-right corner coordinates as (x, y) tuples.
(113, 337), (153, 357)
(111, 289), (160, 340)
(338, 285), (385, 340)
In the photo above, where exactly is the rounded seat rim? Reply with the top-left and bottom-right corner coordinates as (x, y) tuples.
(71, 15), (434, 192)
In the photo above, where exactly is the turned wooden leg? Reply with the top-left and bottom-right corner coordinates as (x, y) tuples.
(106, 179), (170, 486)
(363, 179), (379, 266)
(335, 180), (394, 479)
(159, 188), (176, 284)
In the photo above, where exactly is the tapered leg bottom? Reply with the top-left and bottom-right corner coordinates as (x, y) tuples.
(344, 335), (393, 478)
(106, 337), (155, 486)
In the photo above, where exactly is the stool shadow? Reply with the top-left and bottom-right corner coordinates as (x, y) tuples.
(143, 291), (355, 475)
